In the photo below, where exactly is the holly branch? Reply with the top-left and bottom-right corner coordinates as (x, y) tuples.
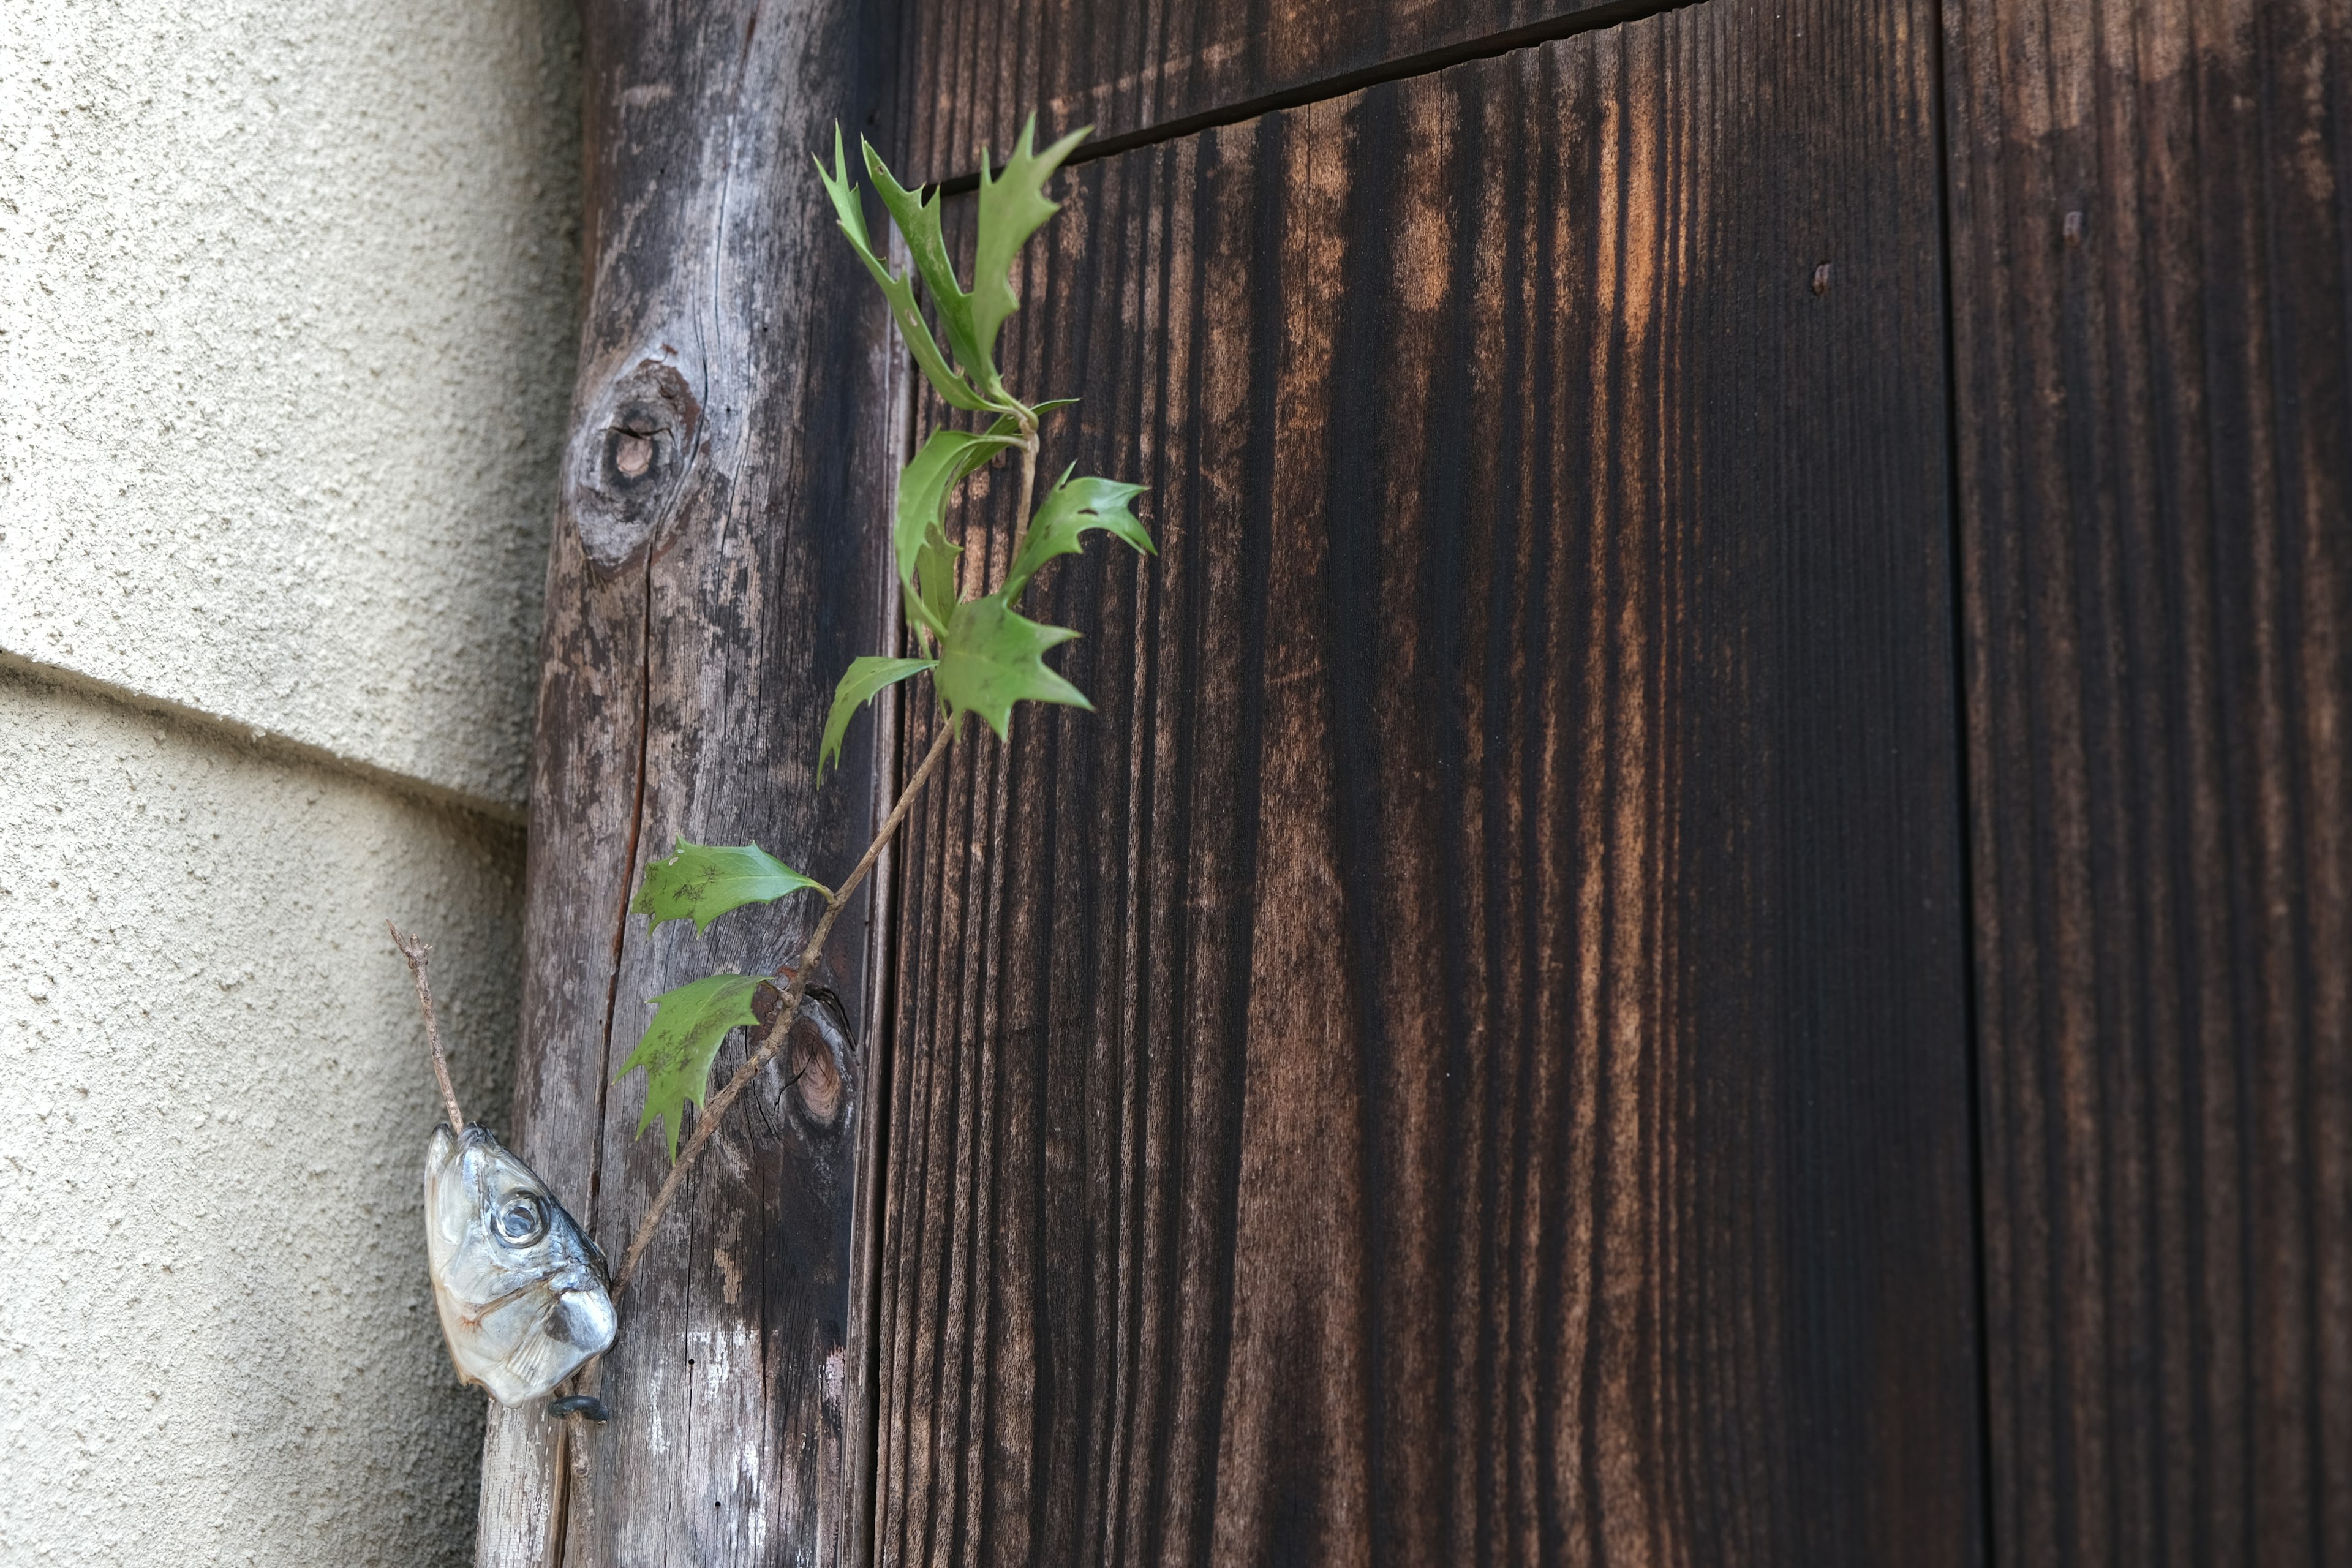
(559, 114), (1148, 1416)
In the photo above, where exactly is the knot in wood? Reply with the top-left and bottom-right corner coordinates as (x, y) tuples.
(790, 1024), (845, 1128)
(564, 356), (702, 574)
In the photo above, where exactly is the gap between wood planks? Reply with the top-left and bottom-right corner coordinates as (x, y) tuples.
(928, 0), (1711, 195)
(1922, 0), (2003, 1559)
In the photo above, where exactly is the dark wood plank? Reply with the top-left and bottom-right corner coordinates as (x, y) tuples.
(1946, 2), (2352, 1562)
(870, 1), (1980, 1561)
(867, 0), (1656, 187)
(473, 2), (903, 1563)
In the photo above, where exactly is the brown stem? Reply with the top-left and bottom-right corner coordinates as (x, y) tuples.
(605, 710), (960, 1299)
(388, 922), (466, 1134)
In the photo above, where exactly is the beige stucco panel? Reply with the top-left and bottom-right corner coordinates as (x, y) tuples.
(0, 0), (581, 813)
(0, 667), (525, 1566)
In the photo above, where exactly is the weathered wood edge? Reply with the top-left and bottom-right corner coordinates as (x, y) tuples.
(847, 308), (918, 1568)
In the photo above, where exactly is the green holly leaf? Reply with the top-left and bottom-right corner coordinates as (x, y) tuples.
(973, 116), (1089, 377)
(820, 655), (938, 778)
(615, 974), (767, 1163)
(1005, 469), (1152, 603)
(861, 141), (993, 394)
(631, 839), (829, 936)
(815, 128), (987, 412)
(915, 522), (963, 642)
(935, 592), (1089, 739)
(898, 426), (1023, 640)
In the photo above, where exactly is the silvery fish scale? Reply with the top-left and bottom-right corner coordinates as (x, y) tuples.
(424, 1123), (617, 1404)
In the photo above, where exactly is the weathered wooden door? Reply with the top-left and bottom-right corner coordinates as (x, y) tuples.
(477, 0), (2351, 1564)
(864, 2), (1981, 1564)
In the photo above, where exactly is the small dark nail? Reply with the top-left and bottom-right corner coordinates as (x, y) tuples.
(1811, 263), (1833, 296)
(2064, 210), (2086, 247)
(549, 1395), (610, 1422)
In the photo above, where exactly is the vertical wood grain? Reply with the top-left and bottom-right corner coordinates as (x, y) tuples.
(474, 2), (897, 1563)
(871, 1), (1980, 1560)
(1946, 2), (2352, 1562)
(866, 0), (1673, 187)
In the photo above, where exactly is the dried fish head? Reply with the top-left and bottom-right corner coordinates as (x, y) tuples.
(424, 1123), (617, 1404)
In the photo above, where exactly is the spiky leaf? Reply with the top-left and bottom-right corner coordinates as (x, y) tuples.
(898, 426), (1022, 639)
(973, 116), (1090, 374)
(616, 974), (766, 1163)
(935, 592), (1090, 739)
(820, 656), (938, 778)
(915, 523), (963, 641)
(631, 839), (829, 936)
(1005, 469), (1152, 603)
(815, 129), (987, 412)
(861, 142), (992, 394)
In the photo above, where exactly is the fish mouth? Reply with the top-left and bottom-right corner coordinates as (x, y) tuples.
(550, 1284), (619, 1354)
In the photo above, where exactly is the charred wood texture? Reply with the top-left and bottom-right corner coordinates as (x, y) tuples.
(1948, 2), (2352, 1563)
(869, 0), (1665, 187)
(870, 2), (1981, 1562)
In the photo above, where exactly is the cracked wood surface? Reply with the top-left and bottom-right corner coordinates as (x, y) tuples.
(472, 1), (899, 1563)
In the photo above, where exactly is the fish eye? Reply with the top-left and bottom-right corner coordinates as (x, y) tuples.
(495, 1193), (548, 1246)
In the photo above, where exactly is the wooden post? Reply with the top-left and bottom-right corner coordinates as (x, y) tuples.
(473, 2), (894, 1563)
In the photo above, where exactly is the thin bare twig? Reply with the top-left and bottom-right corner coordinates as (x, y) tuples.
(389, 922), (466, 1134)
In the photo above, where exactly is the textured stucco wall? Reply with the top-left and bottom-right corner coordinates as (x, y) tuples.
(0, 2), (579, 1562)
(1, 0), (582, 813)
(0, 667), (524, 1564)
